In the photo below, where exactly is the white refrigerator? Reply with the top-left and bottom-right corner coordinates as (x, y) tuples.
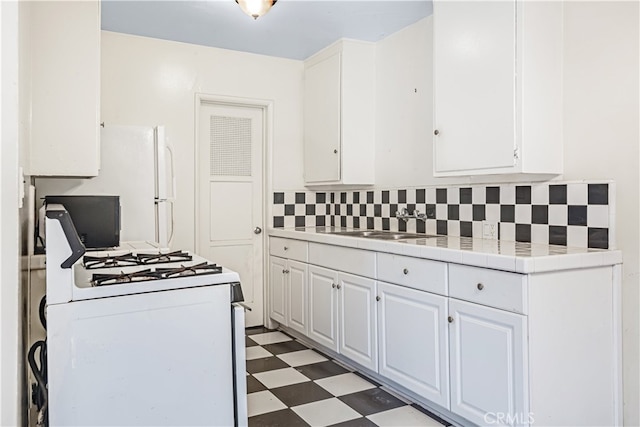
(35, 125), (174, 248)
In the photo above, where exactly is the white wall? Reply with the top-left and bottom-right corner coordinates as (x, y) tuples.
(562, 2), (639, 424)
(375, 4), (639, 424)
(0, 1), (21, 425)
(101, 31), (304, 251)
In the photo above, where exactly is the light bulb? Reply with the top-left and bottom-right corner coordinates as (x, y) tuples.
(235, 0), (277, 20)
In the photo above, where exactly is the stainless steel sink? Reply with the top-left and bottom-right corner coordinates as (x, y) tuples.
(327, 230), (438, 240)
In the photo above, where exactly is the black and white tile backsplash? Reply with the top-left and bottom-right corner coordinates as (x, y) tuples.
(272, 182), (614, 249)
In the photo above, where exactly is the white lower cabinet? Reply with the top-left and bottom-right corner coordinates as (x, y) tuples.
(269, 257), (287, 325)
(271, 237), (618, 427)
(377, 281), (449, 408)
(338, 273), (377, 371)
(269, 256), (308, 335)
(287, 260), (308, 335)
(308, 265), (377, 371)
(308, 265), (339, 351)
(449, 298), (528, 427)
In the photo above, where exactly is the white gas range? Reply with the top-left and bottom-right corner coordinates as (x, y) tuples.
(44, 204), (248, 426)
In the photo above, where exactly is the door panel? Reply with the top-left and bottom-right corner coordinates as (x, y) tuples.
(269, 257), (286, 325)
(308, 265), (338, 352)
(449, 299), (528, 426)
(339, 273), (377, 371)
(287, 260), (308, 335)
(209, 182), (253, 241)
(378, 282), (449, 408)
(198, 102), (264, 326)
(304, 52), (341, 183)
(434, 0), (516, 172)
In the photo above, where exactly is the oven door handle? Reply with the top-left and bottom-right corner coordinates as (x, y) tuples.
(232, 304), (248, 427)
(234, 302), (252, 312)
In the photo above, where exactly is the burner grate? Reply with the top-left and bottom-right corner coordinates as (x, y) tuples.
(83, 251), (193, 269)
(155, 262), (223, 278)
(89, 262), (224, 287)
(84, 253), (139, 269)
(137, 251), (192, 265)
(92, 269), (163, 287)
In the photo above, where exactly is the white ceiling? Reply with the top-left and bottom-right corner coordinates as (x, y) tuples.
(101, 0), (432, 60)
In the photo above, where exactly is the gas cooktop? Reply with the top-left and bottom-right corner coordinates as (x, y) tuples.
(78, 250), (225, 287)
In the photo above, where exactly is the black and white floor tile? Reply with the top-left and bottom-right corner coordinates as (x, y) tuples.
(245, 327), (451, 427)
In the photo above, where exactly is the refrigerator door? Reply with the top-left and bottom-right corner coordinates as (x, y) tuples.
(95, 126), (156, 242)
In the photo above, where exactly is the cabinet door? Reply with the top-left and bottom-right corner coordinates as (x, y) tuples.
(433, 0), (516, 174)
(378, 282), (449, 408)
(304, 52), (341, 183)
(338, 273), (377, 371)
(269, 257), (287, 325)
(449, 299), (528, 427)
(29, 0), (100, 177)
(308, 265), (339, 352)
(287, 260), (308, 336)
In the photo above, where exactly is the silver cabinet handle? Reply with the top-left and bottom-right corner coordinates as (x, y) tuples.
(434, 129), (440, 136)
(254, 227), (262, 234)
(332, 283), (336, 289)
(282, 269), (286, 274)
(337, 283), (342, 290)
(333, 149), (338, 154)
(448, 316), (453, 323)
(477, 283), (484, 291)
(283, 246), (288, 251)
(403, 268), (409, 275)
(376, 296), (380, 302)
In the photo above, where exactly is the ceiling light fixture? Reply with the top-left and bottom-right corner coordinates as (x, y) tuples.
(235, 0), (277, 20)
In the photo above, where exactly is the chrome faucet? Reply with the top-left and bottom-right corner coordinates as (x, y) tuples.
(395, 207), (427, 222)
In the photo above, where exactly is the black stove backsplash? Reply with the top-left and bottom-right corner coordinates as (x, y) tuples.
(272, 182), (614, 250)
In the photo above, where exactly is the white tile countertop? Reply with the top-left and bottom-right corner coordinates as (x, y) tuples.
(268, 227), (622, 274)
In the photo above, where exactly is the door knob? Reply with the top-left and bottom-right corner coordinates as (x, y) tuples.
(254, 227), (262, 234)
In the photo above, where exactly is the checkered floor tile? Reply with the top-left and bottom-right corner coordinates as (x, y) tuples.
(245, 327), (451, 427)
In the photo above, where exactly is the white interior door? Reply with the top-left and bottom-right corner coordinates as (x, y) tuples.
(198, 102), (264, 327)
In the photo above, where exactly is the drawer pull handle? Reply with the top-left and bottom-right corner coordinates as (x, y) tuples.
(477, 283), (484, 290)
(282, 269), (286, 274)
(376, 296), (380, 302)
(332, 283), (336, 289)
(284, 246), (288, 251)
(448, 316), (454, 323)
(337, 284), (342, 290)
(403, 268), (409, 275)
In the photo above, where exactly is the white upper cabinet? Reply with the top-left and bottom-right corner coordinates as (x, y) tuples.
(433, 0), (563, 177)
(304, 39), (375, 186)
(27, 1), (101, 177)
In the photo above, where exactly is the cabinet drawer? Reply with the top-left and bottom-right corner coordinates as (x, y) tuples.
(449, 264), (527, 314)
(269, 237), (308, 262)
(377, 253), (447, 296)
(309, 243), (375, 278)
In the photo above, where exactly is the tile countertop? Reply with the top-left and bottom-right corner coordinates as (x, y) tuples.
(268, 227), (622, 274)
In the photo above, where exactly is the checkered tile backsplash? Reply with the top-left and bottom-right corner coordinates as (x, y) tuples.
(272, 182), (614, 249)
